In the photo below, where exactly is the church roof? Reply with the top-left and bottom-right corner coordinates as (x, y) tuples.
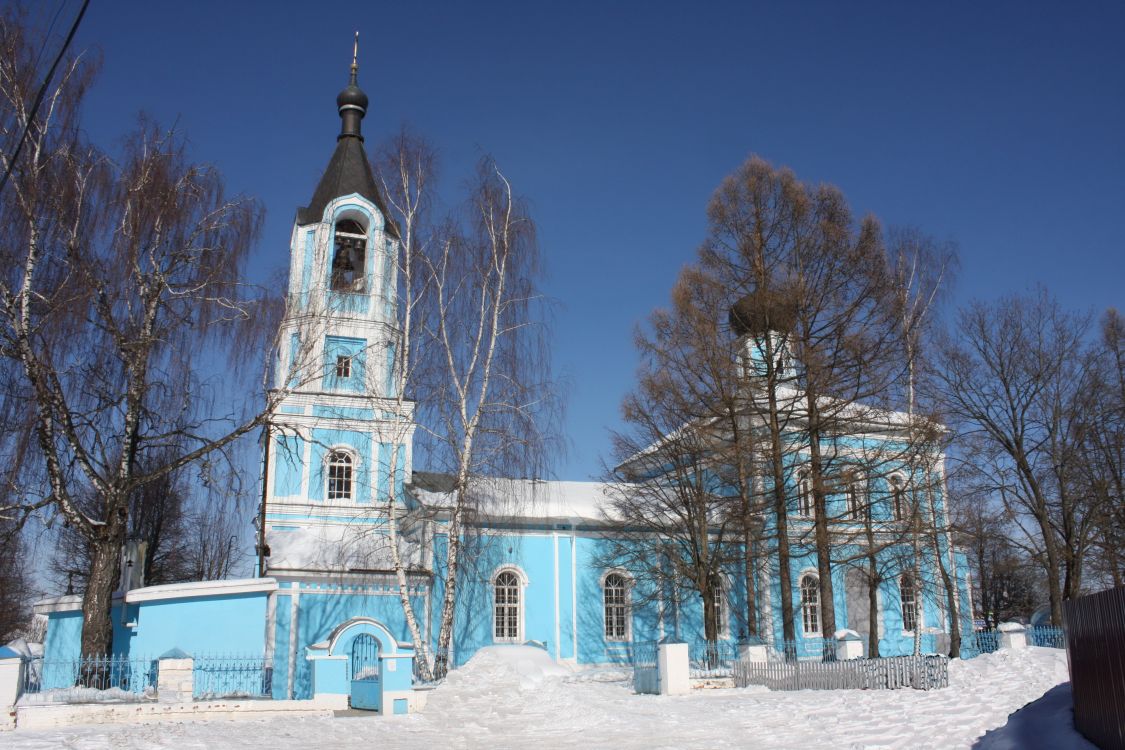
(296, 135), (396, 236)
(409, 472), (621, 525)
(296, 49), (399, 238)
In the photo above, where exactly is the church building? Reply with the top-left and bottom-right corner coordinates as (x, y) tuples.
(34, 55), (975, 713)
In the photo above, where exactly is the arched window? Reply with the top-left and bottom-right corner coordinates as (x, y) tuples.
(890, 475), (906, 521)
(331, 218), (367, 292)
(494, 570), (522, 642)
(797, 470), (813, 518)
(800, 574), (821, 636)
(327, 450), (354, 502)
(900, 574), (920, 632)
(603, 573), (629, 641)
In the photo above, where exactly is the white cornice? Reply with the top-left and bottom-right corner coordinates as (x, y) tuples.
(124, 578), (278, 603)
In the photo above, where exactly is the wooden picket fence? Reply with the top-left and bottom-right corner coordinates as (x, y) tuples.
(734, 654), (948, 691)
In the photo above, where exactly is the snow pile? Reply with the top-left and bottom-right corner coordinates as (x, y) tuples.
(433, 645), (571, 696)
(6, 646), (1084, 749)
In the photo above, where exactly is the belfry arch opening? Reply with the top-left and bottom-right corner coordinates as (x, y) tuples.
(331, 217), (367, 292)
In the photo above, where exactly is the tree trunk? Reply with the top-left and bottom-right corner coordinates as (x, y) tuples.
(763, 336), (796, 648)
(79, 518), (126, 664)
(742, 524), (758, 639)
(385, 442), (434, 681)
(804, 395), (837, 650)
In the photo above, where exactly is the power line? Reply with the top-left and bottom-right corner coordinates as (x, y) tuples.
(0, 0), (91, 196)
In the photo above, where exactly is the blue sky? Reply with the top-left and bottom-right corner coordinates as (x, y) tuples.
(34, 0), (1125, 481)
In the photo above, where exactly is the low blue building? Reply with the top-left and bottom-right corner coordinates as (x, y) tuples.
(37, 57), (974, 711)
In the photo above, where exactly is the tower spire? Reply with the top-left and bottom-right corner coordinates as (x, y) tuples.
(336, 31), (368, 141)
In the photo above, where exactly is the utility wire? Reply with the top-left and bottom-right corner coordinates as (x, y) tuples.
(0, 0), (91, 196)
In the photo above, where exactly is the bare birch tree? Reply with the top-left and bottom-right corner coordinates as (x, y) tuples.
(400, 158), (555, 676)
(884, 227), (960, 656)
(0, 13), (283, 660)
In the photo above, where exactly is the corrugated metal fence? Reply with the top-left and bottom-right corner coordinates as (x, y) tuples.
(1065, 585), (1125, 750)
(734, 654), (948, 691)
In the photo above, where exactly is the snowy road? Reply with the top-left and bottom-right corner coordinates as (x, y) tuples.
(7, 646), (1087, 750)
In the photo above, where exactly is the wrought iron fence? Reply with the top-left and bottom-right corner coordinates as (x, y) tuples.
(632, 641), (659, 694)
(20, 654), (157, 701)
(735, 654), (948, 691)
(776, 638), (834, 662)
(1027, 625), (1065, 649)
(192, 654), (272, 699)
(690, 641), (738, 677)
(632, 641), (658, 669)
(961, 629), (1001, 659)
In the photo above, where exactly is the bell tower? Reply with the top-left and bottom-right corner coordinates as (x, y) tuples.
(258, 37), (416, 578)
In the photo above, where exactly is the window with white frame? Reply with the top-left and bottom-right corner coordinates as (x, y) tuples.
(712, 578), (728, 637)
(845, 473), (864, 520)
(797, 470), (814, 518)
(494, 570), (522, 641)
(326, 450), (354, 502)
(603, 573), (629, 641)
(900, 573), (920, 632)
(890, 475), (906, 521)
(800, 573), (821, 636)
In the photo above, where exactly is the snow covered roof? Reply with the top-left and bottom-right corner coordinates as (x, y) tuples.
(409, 473), (620, 525)
(266, 517), (430, 573)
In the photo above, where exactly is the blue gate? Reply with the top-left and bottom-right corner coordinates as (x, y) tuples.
(350, 633), (381, 711)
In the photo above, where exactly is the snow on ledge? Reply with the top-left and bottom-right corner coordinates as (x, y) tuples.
(33, 594), (85, 614)
(997, 621), (1027, 633)
(125, 578), (278, 603)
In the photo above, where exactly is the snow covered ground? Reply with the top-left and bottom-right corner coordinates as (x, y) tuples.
(7, 645), (1090, 749)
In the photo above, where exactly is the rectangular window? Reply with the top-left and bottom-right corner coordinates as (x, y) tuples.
(846, 483), (862, 520)
(797, 472), (814, 518)
(324, 336), (366, 392)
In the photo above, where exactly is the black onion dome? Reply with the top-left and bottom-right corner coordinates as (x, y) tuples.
(729, 288), (798, 337)
(336, 82), (368, 113)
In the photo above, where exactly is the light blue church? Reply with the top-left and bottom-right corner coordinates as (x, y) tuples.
(36, 59), (975, 713)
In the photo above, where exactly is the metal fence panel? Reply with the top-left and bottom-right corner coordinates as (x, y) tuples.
(734, 654), (948, 692)
(632, 641), (659, 694)
(1065, 585), (1125, 750)
(690, 641), (738, 677)
(192, 654), (273, 699)
(20, 654), (157, 700)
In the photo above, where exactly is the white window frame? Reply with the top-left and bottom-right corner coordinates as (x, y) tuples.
(799, 572), (821, 637)
(602, 571), (631, 642)
(844, 474), (864, 521)
(890, 475), (906, 521)
(492, 567), (525, 643)
(900, 573), (922, 634)
(796, 470), (814, 519)
(325, 448), (357, 503)
(712, 576), (731, 639)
